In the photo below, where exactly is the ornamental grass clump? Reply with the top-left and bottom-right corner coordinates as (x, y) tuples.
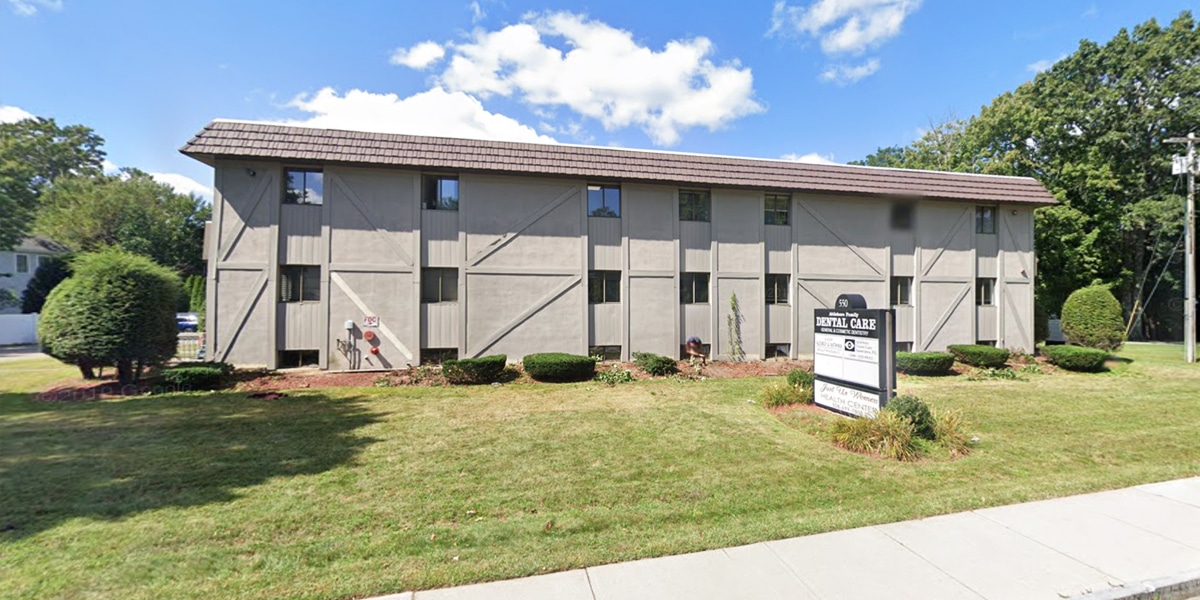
(760, 381), (813, 408)
(829, 411), (919, 462)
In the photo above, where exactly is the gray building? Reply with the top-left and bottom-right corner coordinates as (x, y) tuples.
(181, 121), (1056, 369)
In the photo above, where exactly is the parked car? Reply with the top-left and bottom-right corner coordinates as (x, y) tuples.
(176, 312), (199, 332)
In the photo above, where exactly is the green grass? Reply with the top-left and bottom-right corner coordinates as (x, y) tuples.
(2, 345), (1199, 599)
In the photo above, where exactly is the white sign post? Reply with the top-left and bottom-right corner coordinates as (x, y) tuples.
(813, 294), (895, 418)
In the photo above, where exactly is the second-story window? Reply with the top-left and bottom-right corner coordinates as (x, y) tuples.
(679, 189), (711, 222)
(423, 175), (460, 211)
(976, 206), (996, 234)
(284, 169), (323, 205)
(765, 193), (790, 226)
(588, 184), (621, 217)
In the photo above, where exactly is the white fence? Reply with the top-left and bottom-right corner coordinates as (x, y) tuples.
(0, 313), (38, 346)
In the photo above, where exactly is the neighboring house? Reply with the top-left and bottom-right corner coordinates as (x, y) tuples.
(181, 121), (1056, 370)
(0, 238), (64, 314)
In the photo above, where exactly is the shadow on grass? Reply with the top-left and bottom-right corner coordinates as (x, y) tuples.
(0, 391), (381, 540)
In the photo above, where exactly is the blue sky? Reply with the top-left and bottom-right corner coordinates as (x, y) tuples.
(2, 0), (1196, 199)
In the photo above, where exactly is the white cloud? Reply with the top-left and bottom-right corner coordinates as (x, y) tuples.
(276, 87), (556, 144)
(0, 104), (34, 123)
(1026, 54), (1066, 74)
(150, 172), (212, 200)
(771, 0), (921, 55)
(7, 0), (61, 16)
(781, 152), (838, 165)
(468, 1), (485, 23)
(432, 12), (763, 146)
(390, 41), (446, 70)
(819, 59), (881, 84)
(101, 159), (120, 174)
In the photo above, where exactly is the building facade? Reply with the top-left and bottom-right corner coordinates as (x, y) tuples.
(182, 121), (1056, 370)
(0, 238), (63, 315)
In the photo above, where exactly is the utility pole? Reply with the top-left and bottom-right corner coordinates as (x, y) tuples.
(1167, 133), (1196, 363)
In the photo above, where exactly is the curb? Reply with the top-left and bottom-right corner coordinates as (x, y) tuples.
(1080, 570), (1200, 600)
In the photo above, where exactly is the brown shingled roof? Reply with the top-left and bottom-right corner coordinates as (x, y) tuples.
(180, 121), (1057, 205)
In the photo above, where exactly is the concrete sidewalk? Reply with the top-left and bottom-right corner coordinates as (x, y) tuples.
(377, 477), (1200, 600)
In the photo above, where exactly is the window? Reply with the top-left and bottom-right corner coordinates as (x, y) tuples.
(891, 276), (912, 306)
(679, 189), (711, 222)
(422, 268), (458, 303)
(895, 342), (914, 352)
(284, 169), (323, 205)
(589, 345), (622, 361)
(422, 348), (459, 364)
(765, 274), (789, 304)
(765, 343), (790, 358)
(891, 203), (914, 230)
(765, 193), (790, 226)
(279, 266), (321, 302)
(15, 254), (29, 274)
(976, 278), (996, 306)
(587, 184), (621, 217)
(679, 343), (711, 359)
(976, 206), (996, 234)
(680, 272), (710, 304)
(422, 175), (460, 210)
(588, 271), (621, 304)
(278, 350), (320, 368)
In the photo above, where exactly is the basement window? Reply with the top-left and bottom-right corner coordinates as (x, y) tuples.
(587, 184), (621, 217)
(765, 343), (790, 358)
(679, 189), (711, 222)
(680, 272), (710, 304)
(765, 193), (790, 226)
(422, 175), (459, 210)
(279, 266), (321, 302)
(284, 169), (323, 205)
(278, 350), (319, 368)
(765, 274), (789, 305)
(589, 346), (622, 361)
(422, 268), (458, 303)
(422, 348), (459, 364)
(679, 343), (711, 360)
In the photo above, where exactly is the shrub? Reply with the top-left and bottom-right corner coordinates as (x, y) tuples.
(946, 344), (1010, 369)
(884, 394), (935, 440)
(522, 352), (597, 382)
(1042, 345), (1109, 372)
(442, 354), (507, 385)
(159, 362), (233, 391)
(829, 412), (919, 461)
(786, 368), (815, 388)
(933, 409), (972, 458)
(632, 352), (678, 376)
(1061, 285), (1126, 351)
(595, 364), (635, 384)
(760, 382), (813, 408)
(20, 255), (70, 314)
(895, 351), (955, 375)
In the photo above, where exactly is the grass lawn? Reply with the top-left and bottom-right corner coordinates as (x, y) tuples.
(2, 344), (1199, 599)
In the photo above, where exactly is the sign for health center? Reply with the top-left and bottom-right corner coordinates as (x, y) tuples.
(813, 294), (895, 418)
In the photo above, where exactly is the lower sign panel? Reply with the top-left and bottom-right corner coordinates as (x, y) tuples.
(815, 378), (887, 418)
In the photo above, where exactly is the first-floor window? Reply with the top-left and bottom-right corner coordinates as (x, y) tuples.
(15, 254), (29, 273)
(680, 272), (710, 304)
(588, 270), (620, 303)
(765, 274), (789, 304)
(891, 276), (912, 306)
(976, 277), (996, 305)
(280, 265), (321, 302)
(422, 268), (458, 303)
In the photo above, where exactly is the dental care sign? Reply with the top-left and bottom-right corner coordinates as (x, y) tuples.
(814, 294), (896, 418)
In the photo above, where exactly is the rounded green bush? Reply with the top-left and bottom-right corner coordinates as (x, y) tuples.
(632, 352), (678, 376)
(786, 368), (815, 388)
(1061, 285), (1125, 351)
(522, 352), (597, 382)
(883, 394), (935, 440)
(1042, 345), (1109, 372)
(442, 354), (507, 384)
(895, 351), (955, 375)
(159, 362), (234, 391)
(947, 344), (1010, 369)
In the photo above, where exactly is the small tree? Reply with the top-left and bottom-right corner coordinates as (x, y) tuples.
(726, 291), (745, 361)
(39, 249), (181, 383)
(1061, 284), (1126, 351)
(20, 255), (70, 313)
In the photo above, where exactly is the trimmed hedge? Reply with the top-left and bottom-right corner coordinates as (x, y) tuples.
(160, 362), (234, 391)
(632, 352), (678, 376)
(1061, 285), (1125, 351)
(946, 344), (1010, 369)
(895, 351), (955, 376)
(884, 394), (935, 440)
(522, 352), (597, 382)
(1042, 345), (1109, 372)
(786, 368), (815, 388)
(442, 354), (507, 384)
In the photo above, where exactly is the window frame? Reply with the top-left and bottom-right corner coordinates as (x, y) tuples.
(422, 174), (460, 211)
(587, 184), (621, 218)
(765, 343), (790, 358)
(279, 265), (321, 303)
(891, 203), (914, 230)
(283, 168), (324, 206)
(588, 270), (621, 304)
(588, 345), (622, 361)
(764, 274), (789, 305)
(421, 268), (459, 303)
(976, 277), (996, 306)
(764, 193), (790, 226)
(15, 254), (29, 274)
(975, 206), (996, 234)
(891, 276), (913, 306)
(680, 272), (710, 304)
(421, 348), (459, 365)
(679, 189), (711, 222)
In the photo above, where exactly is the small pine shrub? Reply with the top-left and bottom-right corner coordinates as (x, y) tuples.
(442, 354), (507, 384)
(829, 412), (919, 461)
(1042, 345), (1109, 372)
(159, 361), (233, 391)
(760, 382), (813, 408)
(632, 352), (678, 376)
(595, 364), (635, 385)
(522, 352), (597, 382)
(932, 409), (972, 458)
(1061, 285), (1126, 351)
(895, 351), (955, 375)
(883, 394), (935, 440)
(946, 344), (1010, 369)
(786, 368), (815, 388)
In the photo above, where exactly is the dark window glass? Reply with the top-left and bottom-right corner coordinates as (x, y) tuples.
(422, 175), (460, 210)
(278, 350), (320, 368)
(975, 206), (996, 234)
(280, 266), (320, 302)
(284, 169), (323, 205)
(588, 185), (621, 217)
(15, 254), (28, 273)
(765, 193), (790, 226)
(891, 276), (912, 306)
(422, 348), (459, 364)
(679, 189), (711, 222)
(765, 274), (789, 304)
(589, 345), (622, 360)
(422, 268), (458, 303)
(891, 203), (914, 230)
(588, 271), (620, 304)
(895, 342), (913, 352)
(679, 343), (711, 359)
(680, 272), (710, 304)
(976, 278), (996, 305)
(765, 343), (790, 358)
